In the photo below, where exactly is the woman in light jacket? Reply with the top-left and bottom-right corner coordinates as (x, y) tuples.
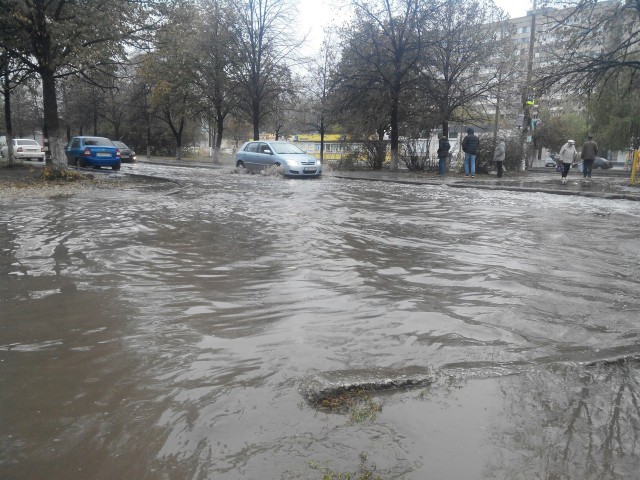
(558, 139), (577, 184)
(493, 136), (506, 178)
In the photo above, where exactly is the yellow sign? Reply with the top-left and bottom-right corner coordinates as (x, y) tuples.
(293, 134), (346, 142)
(631, 150), (639, 185)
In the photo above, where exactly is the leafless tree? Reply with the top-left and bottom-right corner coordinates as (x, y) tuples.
(417, 0), (514, 138)
(0, 0), (158, 171)
(303, 31), (341, 161)
(536, 0), (640, 94)
(230, 0), (305, 140)
(341, 0), (430, 171)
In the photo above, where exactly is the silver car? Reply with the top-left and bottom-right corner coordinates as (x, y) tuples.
(235, 141), (322, 177)
(1, 138), (45, 161)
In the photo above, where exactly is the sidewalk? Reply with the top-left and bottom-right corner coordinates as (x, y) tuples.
(137, 156), (640, 202)
(331, 169), (640, 201)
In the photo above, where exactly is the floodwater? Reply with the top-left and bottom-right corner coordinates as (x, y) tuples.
(1, 164), (639, 479)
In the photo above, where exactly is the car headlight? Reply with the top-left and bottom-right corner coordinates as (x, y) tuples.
(284, 158), (299, 167)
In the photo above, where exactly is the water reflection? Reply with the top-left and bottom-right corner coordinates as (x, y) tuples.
(486, 358), (640, 479)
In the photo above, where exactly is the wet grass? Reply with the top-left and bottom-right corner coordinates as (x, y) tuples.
(42, 166), (88, 182)
(309, 452), (384, 480)
(319, 389), (383, 424)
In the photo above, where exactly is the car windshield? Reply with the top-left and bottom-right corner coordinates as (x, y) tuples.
(114, 141), (128, 149)
(16, 140), (38, 146)
(85, 137), (113, 146)
(270, 142), (304, 154)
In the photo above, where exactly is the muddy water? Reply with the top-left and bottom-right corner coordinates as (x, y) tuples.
(1, 165), (639, 479)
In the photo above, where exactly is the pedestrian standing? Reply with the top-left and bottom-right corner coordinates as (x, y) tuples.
(581, 134), (598, 179)
(437, 134), (451, 177)
(461, 127), (480, 178)
(493, 136), (506, 178)
(558, 139), (577, 184)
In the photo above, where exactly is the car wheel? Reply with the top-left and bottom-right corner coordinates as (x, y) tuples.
(112, 164), (121, 171)
(236, 160), (245, 168)
(77, 157), (85, 168)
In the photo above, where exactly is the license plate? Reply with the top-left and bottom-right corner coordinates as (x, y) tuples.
(97, 152), (111, 157)
(303, 167), (316, 173)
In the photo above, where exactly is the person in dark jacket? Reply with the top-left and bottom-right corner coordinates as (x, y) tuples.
(581, 134), (598, 179)
(437, 134), (451, 176)
(461, 128), (480, 177)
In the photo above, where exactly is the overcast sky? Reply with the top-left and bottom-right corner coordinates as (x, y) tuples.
(298, 0), (532, 54)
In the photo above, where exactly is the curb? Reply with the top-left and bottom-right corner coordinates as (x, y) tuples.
(333, 173), (640, 202)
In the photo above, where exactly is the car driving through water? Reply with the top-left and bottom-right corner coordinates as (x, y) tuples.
(235, 140), (322, 177)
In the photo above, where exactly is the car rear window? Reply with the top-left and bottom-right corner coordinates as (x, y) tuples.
(84, 137), (113, 146)
(16, 140), (39, 146)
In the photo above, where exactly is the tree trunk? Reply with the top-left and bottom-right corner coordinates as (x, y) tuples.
(377, 127), (385, 168)
(252, 97), (260, 141)
(41, 67), (65, 171)
(442, 121), (449, 140)
(164, 109), (185, 161)
(389, 92), (399, 172)
(319, 116), (325, 161)
(3, 66), (15, 166)
(214, 115), (224, 163)
(93, 100), (98, 136)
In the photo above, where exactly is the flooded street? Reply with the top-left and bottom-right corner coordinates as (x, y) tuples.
(2, 164), (639, 479)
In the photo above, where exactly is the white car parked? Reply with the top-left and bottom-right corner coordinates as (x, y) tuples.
(1, 138), (45, 161)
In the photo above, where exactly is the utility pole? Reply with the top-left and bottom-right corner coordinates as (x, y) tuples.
(522, 0), (537, 169)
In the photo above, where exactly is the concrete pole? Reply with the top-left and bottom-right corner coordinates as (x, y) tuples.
(521, 0), (537, 170)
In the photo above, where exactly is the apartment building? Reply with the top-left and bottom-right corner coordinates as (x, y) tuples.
(488, 1), (619, 127)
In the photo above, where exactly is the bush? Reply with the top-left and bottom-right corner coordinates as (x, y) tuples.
(362, 140), (386, 170)
(400, 138), (434, 172)
(475, 134), (524, 173)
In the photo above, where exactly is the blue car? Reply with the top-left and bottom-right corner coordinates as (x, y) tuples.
(235, 141), (322, 177)
(65, 136), (121, 170)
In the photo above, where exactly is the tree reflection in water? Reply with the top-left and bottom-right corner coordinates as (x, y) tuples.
(486, 358), (640, 479)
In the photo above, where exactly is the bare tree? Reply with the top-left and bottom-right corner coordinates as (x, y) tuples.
(340, 0), (429, 171)
(418, 0), (514, 138)
(193, 0), (240, 161)
(230, 0), (304, 140)
(537, 1), (640, 95)
(304, 31), (341, 161)
(141, 2), (203, 160)
(0, 0), (157, 172)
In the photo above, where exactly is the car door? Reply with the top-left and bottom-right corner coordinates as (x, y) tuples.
(65, 138), (81, 163)
(256, 142), (274, 169)
(242, 142), (261, 171)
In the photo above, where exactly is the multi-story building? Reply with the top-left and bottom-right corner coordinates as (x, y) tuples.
(488, 1), (619, 129)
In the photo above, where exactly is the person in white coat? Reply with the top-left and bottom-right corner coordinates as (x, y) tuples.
(558, 139), (577, 184)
